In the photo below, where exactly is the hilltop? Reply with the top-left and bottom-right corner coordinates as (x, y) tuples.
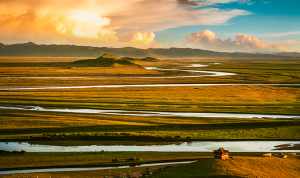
(71, 53), (141, 67)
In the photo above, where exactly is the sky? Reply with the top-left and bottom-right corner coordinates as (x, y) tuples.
(0, 0), (299, 52)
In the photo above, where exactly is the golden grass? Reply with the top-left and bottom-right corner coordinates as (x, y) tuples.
(0, 58), (300, 140)
(0, 66), (158, 76)
(71, 85), (298, 104)
(0, 112), (157, 129)
(0, 152), (209, 169)
(1, 85), (299, 131)
(0, 109), (257, 130)
(216, 156), (300, 178)
(1, 167), (154, 178)
(1, 85), (299, 106)
(0, 56), (88, 63)
(2, 156), (299, 178)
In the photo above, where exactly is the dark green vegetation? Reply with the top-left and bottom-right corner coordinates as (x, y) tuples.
(71, 53), (139, 67)
(69, 54), (157, 67)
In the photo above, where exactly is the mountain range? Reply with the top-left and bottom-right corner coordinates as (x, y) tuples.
(0, 42), (299, 59)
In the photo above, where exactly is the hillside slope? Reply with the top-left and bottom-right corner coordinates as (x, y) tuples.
(71, 53), (140, 67)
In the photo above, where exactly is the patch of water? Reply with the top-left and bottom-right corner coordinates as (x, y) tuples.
(1, 141), (299, 153)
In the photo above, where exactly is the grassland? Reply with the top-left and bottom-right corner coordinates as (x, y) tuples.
(0, 57), (300, 141)
(1, 57), (300, 86)
(1, 56), (300, 177)
(150, 156), (300, 178)
(1, 153), (299, 178)
(1, 85), (299, 113)
(0, 56), (83, 63)
(0, 151), (210, 169)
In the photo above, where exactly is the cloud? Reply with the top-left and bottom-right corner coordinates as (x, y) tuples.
(130, 32), (157, 48)
(261, 31), (300, 38)
(0, 0), (249, 48)
(186, 30), (288, 52)
(177, 0), (200, 6)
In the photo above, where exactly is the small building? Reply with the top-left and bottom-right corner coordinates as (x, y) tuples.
(214, 147), (229, 160)
(262, 153), (272, 157)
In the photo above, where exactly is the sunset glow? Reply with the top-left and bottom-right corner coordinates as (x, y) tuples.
(1, 1), (300, 177)
(0, 0), (299, 51)
(67, 11), (111, 38)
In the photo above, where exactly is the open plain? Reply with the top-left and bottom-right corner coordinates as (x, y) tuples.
(0, 56), (300, 178)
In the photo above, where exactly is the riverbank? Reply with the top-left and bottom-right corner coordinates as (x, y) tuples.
(1, 154), (299, 178)
(1, 121), (300, 141)
(0, 152), (211, 170)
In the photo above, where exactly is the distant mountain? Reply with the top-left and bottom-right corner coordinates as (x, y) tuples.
(71, 53), (140, 67)
(0, 42), (299, 59)
(277, 52), (300, 57)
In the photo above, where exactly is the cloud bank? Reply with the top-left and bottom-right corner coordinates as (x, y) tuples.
(0, 0), (249, 48)
(186, 30), (288, 52)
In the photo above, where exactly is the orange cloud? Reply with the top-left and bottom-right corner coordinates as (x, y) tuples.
(186, 30), (287, 52)
(0, 0), (249, 48)
(130, 32), (156, 48)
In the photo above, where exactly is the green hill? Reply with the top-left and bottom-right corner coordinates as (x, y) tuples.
(71, 53), (141, 67)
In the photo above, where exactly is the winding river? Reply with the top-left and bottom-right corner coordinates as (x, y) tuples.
(1, 141), (299, 153)
(1, 105), (299, 119)
(1, 63), (300, 175)
(0, 140), (299, 174)
(0, 63), (238, 90)
(143, 66), (236, 78)
(1, 63), (299, 90)
(0, 64), (235, 80)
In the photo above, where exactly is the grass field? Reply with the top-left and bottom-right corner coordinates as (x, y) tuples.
(0, 56), (300, 177)
(0, 151), (210, 169)
(0, 57), (300, 141)
(1, 57), (300, 86)
(1, 153), (299, 178)
(150, 156), (300, 178)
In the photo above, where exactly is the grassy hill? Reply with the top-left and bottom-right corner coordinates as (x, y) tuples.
(71, 53), (140, 67)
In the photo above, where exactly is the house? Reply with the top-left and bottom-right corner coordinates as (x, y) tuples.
(214, 147), (229, 160)
(262, 153), (272, 157)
